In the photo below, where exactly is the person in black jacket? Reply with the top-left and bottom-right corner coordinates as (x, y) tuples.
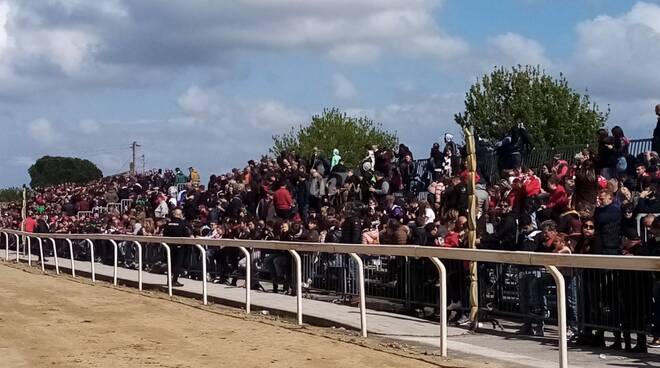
(652, 104), (660, 154)
(162, 209), (193, 287)
(594, 190), (621, 255)
(481, 200), (517, 250)
(597, 134), (618, 180)
(340, 215), (363, 245)
(636, 182), (660, 213)
(295, 173), (311, 223)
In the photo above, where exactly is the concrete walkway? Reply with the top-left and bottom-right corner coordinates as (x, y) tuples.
(1, 250), (657, 368)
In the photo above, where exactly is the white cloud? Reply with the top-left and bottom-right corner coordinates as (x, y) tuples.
(177, 85), (304, 132)
(568, 1), (660, 100)
(332, 73), (359, 100)
(346, 92), (465, 157)
(0, 0), (466, 97)
(79, 119), (100, 134)
(177, 86), (216, 120)
(486, 33), (550, 68)
(27, 118), (62, 145)
(328, 43), (381, 64)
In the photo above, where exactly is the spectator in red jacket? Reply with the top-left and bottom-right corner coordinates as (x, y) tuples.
(546, 176), (568, 214)
(23, 213), (37, 233)
(551, 155), (569, 181)
(507, 178), (526, 213)
(522, 168), (542, 198)
(443, 220), (461, 248)
(273, 181), (295, 220)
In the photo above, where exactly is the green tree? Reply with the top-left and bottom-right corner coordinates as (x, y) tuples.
(0, 187), (22, 202)
(272, 108), (398, 168)
(28, 156), (103, 188)
(454, 65), (609, 147)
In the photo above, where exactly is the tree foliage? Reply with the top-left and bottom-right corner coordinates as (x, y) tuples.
(0, 187), (22, 202)
(28, 156), (103, 188)
(454, 65), (609, 148)
(272, 108), (398, 168)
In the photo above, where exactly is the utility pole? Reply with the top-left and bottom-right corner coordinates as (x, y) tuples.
(130, 141), (141, 175)
(140, 154), (146, 174)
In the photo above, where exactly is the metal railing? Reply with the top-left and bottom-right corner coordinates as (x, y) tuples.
(1, 229), (658, 368)
(77, 200), (134, 218)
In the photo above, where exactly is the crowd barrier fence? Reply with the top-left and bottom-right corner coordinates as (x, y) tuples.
(2, 229), (659, 367)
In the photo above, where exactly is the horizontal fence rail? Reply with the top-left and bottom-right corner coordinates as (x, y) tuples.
(1, 229), (658, 368)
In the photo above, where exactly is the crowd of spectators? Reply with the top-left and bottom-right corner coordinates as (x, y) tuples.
(2, 104), (660, 353)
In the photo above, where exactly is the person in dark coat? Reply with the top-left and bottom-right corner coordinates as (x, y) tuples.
(636, 183), (660, 213)
(481, 200), (517, 250)
(594, 190), (621, 255)
(294, 173), (311, 223)
(652, 104), (660, 154)
(597, 132), (618, 180)
(162, 209), (193, 287)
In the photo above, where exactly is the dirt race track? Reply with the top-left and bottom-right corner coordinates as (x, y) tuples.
(0, 264), (477, 368)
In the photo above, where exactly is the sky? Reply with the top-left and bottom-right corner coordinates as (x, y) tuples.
(0, 0), (659, 187)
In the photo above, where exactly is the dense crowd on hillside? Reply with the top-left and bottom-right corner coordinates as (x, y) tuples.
(2, 104), (660, 352)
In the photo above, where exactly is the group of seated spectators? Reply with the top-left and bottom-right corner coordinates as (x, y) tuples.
(1, 122), (659, 353)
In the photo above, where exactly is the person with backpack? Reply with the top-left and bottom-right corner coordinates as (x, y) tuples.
(612, 126), (630, 178)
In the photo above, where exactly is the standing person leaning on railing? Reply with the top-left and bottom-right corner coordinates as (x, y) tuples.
(162, 209), (193, 287)
(518, 220), (575, 338)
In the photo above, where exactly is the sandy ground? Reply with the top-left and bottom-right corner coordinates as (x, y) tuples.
(0, 263), (479, 368)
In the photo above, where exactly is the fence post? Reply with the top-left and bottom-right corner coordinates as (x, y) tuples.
(108, 240), (119, 285)
(194, 244), (207, 305)
(239, 246), (251, 314)
(430, 257), (448, 357)
(288, 249), (303, 325)
(546, 265), (568, 368)
(161, 243), (172, 297)
(349, 253), (367, 337)
(26, 236), (31, 266)
(85, 239), (95, 282)
(37, 237), (44, 272)
(3, 232), (8, 261)
(14, 234), (19, 262)
(48, 238), (59, 275)
(66, 239), (76, 277)
(133, 241), (143, 291)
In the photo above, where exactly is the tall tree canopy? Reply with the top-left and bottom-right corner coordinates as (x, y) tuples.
(28, 156), (103, 188)
(454, 65), (609, 147)
(272, 108), (398, 167)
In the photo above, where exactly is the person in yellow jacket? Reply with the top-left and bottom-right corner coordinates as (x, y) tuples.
(189, 167), (201, 188)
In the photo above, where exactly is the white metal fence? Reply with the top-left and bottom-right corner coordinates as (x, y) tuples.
(1, 229), (659, 368)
